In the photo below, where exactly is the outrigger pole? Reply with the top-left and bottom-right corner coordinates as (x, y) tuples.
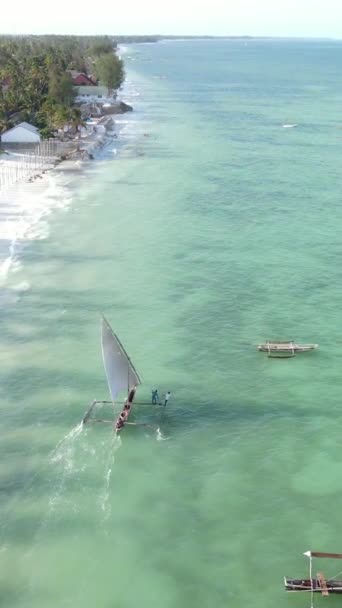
(83, 412), (159, 431)
(304, 552), (342, 559)
(85, 400), (158, 406)
(82, 399), (157, 425)
(82, 400), (97, 424)
(82, 317), (160, 433)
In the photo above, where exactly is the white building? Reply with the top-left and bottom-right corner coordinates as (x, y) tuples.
(74, 85), (115, 104)
(1, 122), (41, 143)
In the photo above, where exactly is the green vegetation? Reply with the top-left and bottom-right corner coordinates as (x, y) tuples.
(95, 54), (124, 96)
(90, 41), (115, 57)
(0, 35), (125, 138)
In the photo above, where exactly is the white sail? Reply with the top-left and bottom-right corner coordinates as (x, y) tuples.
(101, 316), (141, 403)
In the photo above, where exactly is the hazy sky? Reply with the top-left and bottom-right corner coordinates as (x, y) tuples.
(1, 0), (342, 38)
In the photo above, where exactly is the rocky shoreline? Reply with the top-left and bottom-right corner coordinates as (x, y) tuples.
(67, 101), (133, 161)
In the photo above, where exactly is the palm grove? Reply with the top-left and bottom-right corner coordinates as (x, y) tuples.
(0, 35), (125, 137)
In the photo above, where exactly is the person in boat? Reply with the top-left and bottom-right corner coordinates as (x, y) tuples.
(116, 416), (125, 430)
(118, 409), (127, 424)
(152, 389), (159, 404)
(164, 391), (171, 407)
(124, 402), (130, 411)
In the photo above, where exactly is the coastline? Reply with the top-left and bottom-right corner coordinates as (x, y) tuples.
(0, 120), (116, 289)
(0, 103), (132, 188)
(2, 37), (342, 608)
(0, 44), (135, 189)
(0, 57), (140, 292)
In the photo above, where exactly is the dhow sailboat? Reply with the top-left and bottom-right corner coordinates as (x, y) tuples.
(82, 316), (142, 432)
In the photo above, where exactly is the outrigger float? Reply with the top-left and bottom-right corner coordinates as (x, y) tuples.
(82, 316), (154, 433)
(257, 341), (318, 358)
(285, 551), (342, 596)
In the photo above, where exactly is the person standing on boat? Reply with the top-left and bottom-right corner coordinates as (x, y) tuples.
(164, 391), (171, 407)
(152, 389), (159, 405)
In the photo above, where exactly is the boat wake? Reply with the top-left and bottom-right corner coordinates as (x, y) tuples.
(156, 427), (169, 441)
(46, 422), (87, 519)
(50, 421), (84, 466)
(23, 421), (87, 560)
(99, 434), (122, 519)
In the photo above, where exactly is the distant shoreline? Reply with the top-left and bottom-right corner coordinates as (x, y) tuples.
(1, 34), (338, 43)
(110, 34), (340, 42)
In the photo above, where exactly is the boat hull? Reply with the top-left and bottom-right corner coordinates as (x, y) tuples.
(115, 387), (137, 432)
(285, 578), (342, 593)
(258, 343), (318, 353)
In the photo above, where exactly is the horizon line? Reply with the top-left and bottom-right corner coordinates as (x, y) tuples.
(0, 32), (340, 40)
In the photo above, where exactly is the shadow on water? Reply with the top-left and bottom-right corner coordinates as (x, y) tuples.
(0, 504), (92, 545)
(0, 584), (28, 608)
(24, 250), (117, 264)
(1, 367), (100, 404)
(0, 285), (136, 348)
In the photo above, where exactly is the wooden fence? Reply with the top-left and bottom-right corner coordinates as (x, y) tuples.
(0, 140), (76, 191)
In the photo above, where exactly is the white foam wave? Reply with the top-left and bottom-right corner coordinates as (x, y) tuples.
(157, 428), (170, 441)
(0, 171), (72, 285)
(117, 45), (129, 57)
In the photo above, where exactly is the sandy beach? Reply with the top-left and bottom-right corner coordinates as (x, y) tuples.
(0, 122), (116, 293)
(0, 74), (140, 297)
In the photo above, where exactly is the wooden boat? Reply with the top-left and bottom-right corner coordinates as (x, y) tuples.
(285, 551), (342, 595)
(257, 341), (318, 357)
(284, 578), (342, 593)
(82, 316), (142, 432)
(101, 317), (141, 432)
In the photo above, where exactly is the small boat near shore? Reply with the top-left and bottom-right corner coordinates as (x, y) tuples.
(285, 551), (342, 595)
(257, 340), (318, 357)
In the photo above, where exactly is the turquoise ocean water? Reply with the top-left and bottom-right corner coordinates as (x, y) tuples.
(2, 38), (342, 607)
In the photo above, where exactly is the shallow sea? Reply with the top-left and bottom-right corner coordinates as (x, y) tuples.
(2, 39), (342, 608)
